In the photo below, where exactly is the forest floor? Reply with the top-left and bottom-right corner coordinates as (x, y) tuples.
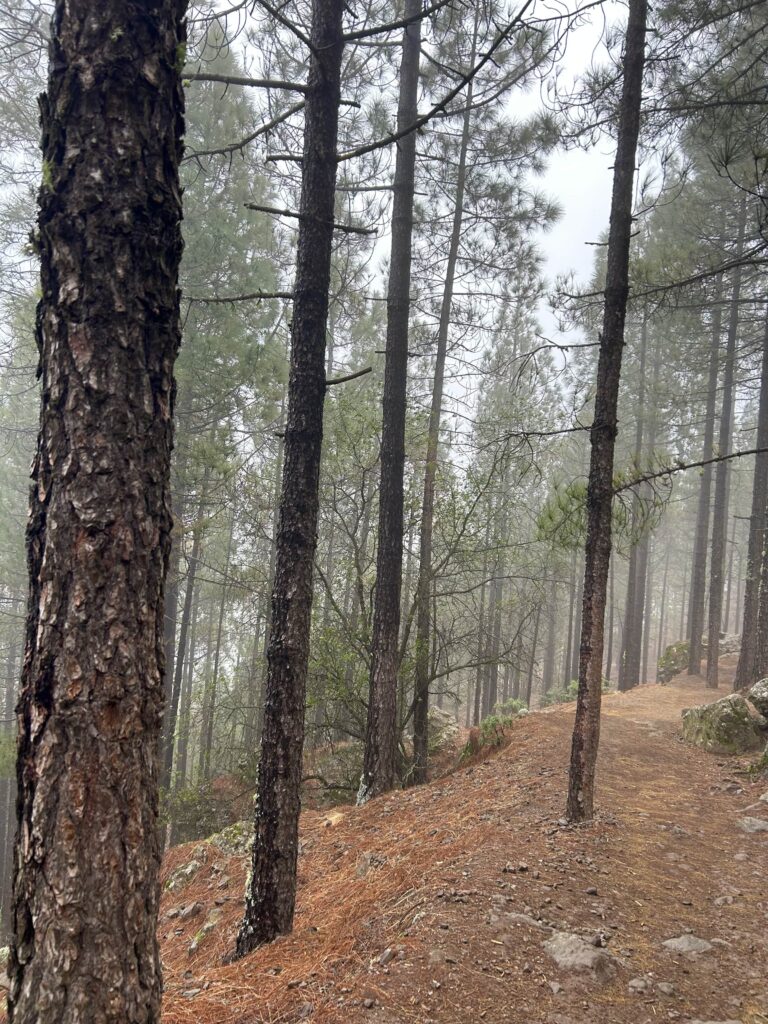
(159, 655), (768, 1024)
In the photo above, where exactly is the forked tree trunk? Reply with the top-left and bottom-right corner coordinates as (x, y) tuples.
(566, 0), (646, 823)
(707, 196), (747, 688)
(361, 0), (422, 801)
(235, 0), (344, 955)
(9, 2), (186, 1019)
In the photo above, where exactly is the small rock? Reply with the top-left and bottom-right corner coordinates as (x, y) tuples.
(714, 895), (734, 907)
(548, 981), (562, 994)
(378, 947), (396, 966)
(656, 982), (675, 997)
(362, 998), (375, 1009)
(542, 932), (616, 981)
(179, 902), (203, 921)
(586, 886), (598, 896)
(628, 977), (649, 994)
(662, 935), (713, 954)
(737, 816), (768, 833)
(181, 989), (202, 999)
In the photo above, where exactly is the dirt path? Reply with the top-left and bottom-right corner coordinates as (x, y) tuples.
(159, 667), (767, 1024)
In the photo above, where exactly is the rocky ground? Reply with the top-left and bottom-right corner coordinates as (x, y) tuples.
(155, 657), (767, 1024)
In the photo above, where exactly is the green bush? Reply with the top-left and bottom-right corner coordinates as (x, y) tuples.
(541, 678), (611, 707)
(494, 697), (528, 717)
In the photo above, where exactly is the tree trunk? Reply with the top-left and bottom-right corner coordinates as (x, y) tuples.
(526, 604), (541, 707)
(542, 577), (557, 693)
(198, 504), (235, 781)
(235, 0), (344, 955)
(641, 537), (653, 684)
(605, 556), (615, 681)
(162, 467), (209, 788)
(361, 0), (422, 802)
(564, 552), (577, 688)
(566, 0), (646, 823)
(735, 310), (768, 687)
(687, 276), (724, 673)
(618, 311), (648, 692)
(472, 526), (492, 726)
(173, 582), (200, 795)
(411, 6), (479, 784)
(707, 196), (747, 689)
(656, 546), (670, 678)
(9, 3), (185, 1019)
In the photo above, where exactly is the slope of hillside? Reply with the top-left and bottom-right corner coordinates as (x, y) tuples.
(161, 667), (767, 1024)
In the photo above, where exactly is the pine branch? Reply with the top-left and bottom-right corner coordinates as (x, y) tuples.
(244, 202), (376, 235)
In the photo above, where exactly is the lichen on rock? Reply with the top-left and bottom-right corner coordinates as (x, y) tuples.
(681, 694), (763, 755)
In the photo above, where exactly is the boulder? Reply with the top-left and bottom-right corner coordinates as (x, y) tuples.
(658, 640), (689, 684)
(747, 678), (768, 718)
(681, 694), (764, 755)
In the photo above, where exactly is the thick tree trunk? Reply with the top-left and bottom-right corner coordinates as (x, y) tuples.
(566, 0), (646, 823)
(235, 0), (344, 955)
(411, 7), (479, 784)
(735, 309), (768, 687)
(707, 196), (747, 689)
(9, 3), (185, 1020)
(687, 277), (724, 673)
(361, 0), (422, 802)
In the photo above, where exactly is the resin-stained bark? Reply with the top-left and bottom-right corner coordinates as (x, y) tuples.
(9, 2), (186, 1021)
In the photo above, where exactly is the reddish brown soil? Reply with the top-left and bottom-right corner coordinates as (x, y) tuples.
(159, 660), (767, 1024)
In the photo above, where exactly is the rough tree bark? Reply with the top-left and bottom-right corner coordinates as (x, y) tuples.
(234, 0), (344, 955)
(360, 0), (422, 802)
(9, 2), (186, 1020)
(706, 196), (746, 689)
(566, 0), (647, 823)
